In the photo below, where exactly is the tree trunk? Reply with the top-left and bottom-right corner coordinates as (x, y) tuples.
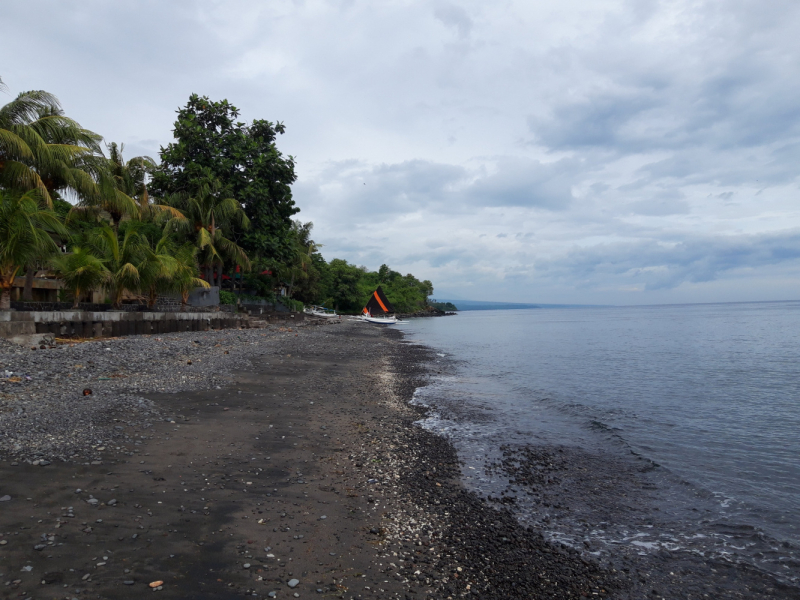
(72, 286), (81, 309)
(205, 265), (212, 284)
(216, 262), (224, 289)
(181, 290), (189, 312)
(0, 288), (10, 310)
(23, 265), (35, 301)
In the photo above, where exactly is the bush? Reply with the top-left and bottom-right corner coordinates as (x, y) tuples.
(219, 290), (237, 305)
(278, 296), (303, 312)
(240, 292), (276, 304)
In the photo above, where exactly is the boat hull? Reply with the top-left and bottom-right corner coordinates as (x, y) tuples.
(360, 315), (398, 325)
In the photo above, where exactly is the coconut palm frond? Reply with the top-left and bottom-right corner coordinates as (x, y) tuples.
(0, 90), (61, 126)
(0, 127), (34, 161)
(0, 160), (52, 206)
(214, 234), (251, 270)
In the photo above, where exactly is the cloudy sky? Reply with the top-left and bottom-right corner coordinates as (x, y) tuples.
(4, 0), (800, 304)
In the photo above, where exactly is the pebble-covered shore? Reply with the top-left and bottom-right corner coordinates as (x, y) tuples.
(0, 324), (313, 464)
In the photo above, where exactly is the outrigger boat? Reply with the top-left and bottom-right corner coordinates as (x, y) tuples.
(361, 313), (399, 324)
(359, 286), (403, 325)
(305, 305), (339, 318)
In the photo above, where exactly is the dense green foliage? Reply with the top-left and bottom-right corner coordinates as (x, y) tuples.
(430, 301), (458, 311)
(304, 253), (433, 314)
(219, 289), (237, 305)
(149, 95), (298, 263)
(0, 188), (67, 308)
(0, 81), (436, 314)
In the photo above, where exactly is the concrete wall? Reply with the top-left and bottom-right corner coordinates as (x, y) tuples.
(241, 304), (306, 324)
(187, 286), (220, 307)
(0, 309), (250, 346)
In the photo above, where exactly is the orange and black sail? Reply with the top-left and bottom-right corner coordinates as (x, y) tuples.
(363, 286), (395, 315)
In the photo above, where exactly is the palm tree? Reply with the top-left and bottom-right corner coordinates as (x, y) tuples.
(105, 142), (183, 224)
(0, 89), (104, 208)
(165, 180), (251, 287)
(0, 189), (67, 309)
(0, 88), (135, 294)
(50, 247), (109, 308)
(85, 225), (146, 309)
(170, 243), (209, 311)
(138, 233), (179, 309)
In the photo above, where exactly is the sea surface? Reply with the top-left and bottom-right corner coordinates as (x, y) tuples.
(401, 302), (800, 585)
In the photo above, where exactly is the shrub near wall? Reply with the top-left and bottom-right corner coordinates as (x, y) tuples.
(219, 290), (237, 305)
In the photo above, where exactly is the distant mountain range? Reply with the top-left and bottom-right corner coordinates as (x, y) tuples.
(433, 299), (607, 311)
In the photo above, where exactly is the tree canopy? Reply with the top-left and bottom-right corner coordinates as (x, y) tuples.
(149, 94), (299, 263)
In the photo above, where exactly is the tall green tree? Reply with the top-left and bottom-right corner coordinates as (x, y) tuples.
(321, 259), (365, 312)
(280, 220), (323, 301)
(0, 189), (67, 309)
(165, 180), (251, 286)
(149, 94), (298, 263)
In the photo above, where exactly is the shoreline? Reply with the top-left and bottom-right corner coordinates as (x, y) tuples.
(0, 320), (618, 599)
(1, 321), (795, 598)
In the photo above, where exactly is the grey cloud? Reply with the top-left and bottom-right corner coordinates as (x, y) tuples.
(433, 2), (473, 38)
(529, 92), (660, 151)
(538, 230), (800, 291)
(465, 157), (574, 210)
(298, 157), (574, 219)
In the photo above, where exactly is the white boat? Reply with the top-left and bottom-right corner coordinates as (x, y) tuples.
(360, 314), (399, 325)
(305, 305), (339, 318)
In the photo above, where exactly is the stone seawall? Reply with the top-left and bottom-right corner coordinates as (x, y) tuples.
(0, 310), (249, 346)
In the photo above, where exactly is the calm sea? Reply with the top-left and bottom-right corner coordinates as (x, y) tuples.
(402, 302), (800, 584)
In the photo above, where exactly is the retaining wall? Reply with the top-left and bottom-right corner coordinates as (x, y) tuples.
(0, 310), (250, 346)
(241, 304), (306, 324)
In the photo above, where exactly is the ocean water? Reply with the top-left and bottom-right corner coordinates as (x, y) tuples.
(401, 302), (800, 584)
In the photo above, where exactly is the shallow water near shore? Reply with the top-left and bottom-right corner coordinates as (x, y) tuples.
(402, 302), (800, 587)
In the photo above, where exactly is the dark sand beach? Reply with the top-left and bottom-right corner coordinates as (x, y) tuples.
(1, 321), (797, 599)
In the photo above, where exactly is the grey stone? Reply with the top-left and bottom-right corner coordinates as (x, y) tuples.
(107, 499), (117, 506)
(243, 563), (251, 569)
(287, 578), (299, 588)
(0, 495), (11, 502)
(123, 580), (134, 585)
